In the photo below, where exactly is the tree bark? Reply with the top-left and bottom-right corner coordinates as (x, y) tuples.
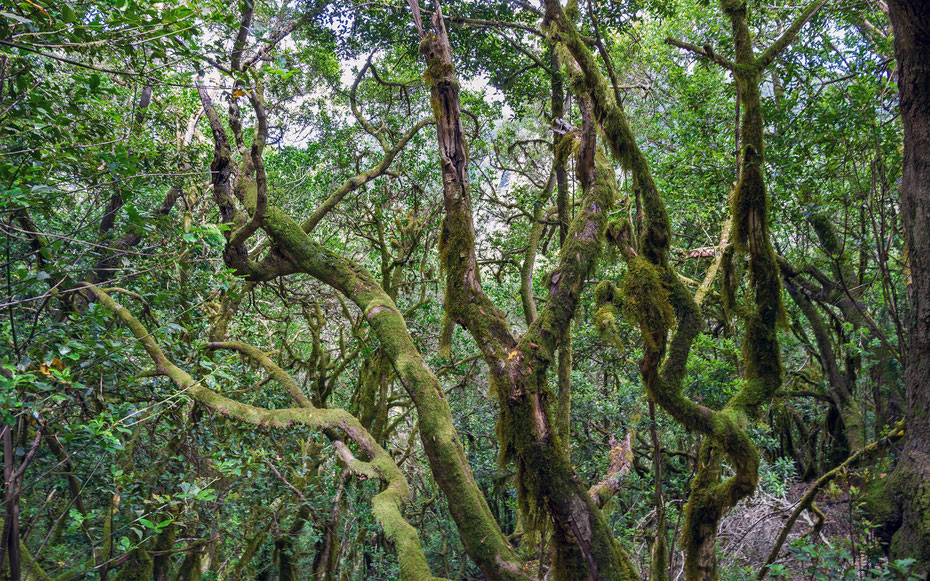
(883, 0), (930, 570)
(414, 4), (637, 577)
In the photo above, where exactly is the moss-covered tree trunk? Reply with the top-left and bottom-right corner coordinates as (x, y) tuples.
(544, 0), (824, 578)
(781, 273), (867, 456)
(412, 4), (638, 578)
(884, 0), (930, 570)
(552, 48), (573, 449)
(191, 12), (531, 574)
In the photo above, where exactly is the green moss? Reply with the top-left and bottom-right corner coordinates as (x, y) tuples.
(594, 280), (620, 307)
(809, 212), (841, 255)
(595, 305), (624, 350)
(438, 313), (454, 358)
(682, 428), (759, 579)
(720, 243), (738, 318)
(620, 258), (675, 347)
(555, 133), (577, 166)
(114, 548), (153, 581)
(606, 217), (633, 250)
(884, 464), (930, 569)
(864, 472), (898, 527)
(730, 163), (768, 251)
(564, 0), (580, 21)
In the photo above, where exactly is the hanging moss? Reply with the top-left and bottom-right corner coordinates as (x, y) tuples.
(493, 376), (555, 542)
(606, 217), (634, 250)
(594, 279), (620, 307)
(555, 133), (577, 167)
(488, 135), (637, 578)
(730, 162), (768, 252)
(594, 281), (624, 350)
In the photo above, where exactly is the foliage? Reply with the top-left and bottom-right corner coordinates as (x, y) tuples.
(0, 0), (916, 579)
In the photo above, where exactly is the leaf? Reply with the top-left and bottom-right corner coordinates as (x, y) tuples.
(0, 11), (32, 24)
(126, 204), (141, 224)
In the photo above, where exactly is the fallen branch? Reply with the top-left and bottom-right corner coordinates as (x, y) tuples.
(757, 422), (905, 580)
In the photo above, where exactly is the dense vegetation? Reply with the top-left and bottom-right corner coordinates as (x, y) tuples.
(1, 0), (928, 579)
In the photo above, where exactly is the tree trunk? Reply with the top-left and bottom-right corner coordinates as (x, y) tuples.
(884, 0), (930, 570)
(415, 4), (636, 578)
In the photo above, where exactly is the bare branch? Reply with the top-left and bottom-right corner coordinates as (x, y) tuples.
(757, 0), (828, 70)
(664, 37), (735, 70)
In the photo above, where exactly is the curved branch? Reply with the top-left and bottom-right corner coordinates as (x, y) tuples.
(547, 3), (786, 578)
(300, 118), (433, 234)
(231, 0), (254, 72)
(229, 84), (269, 248)
(196, 85), (238, 225)
(420, 4), (518, 361)
(258, 208), (530, 581)
(756, 0), (828, 71)
(589, 432), (634, 508)
(86, 285), (448, 581)
(664, 38), (735, 71)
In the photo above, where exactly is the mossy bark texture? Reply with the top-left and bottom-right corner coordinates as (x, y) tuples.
(413, 3), (637, 579)
(88, 286), (451, 581)
(883, 0), (930, 571)
(194, 16), (532, 574)
(546, 1), (823, 578)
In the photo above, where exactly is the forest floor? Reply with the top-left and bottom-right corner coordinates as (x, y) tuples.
(718, 481), (881, 578)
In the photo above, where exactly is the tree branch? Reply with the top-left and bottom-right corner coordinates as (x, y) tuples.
(664, 37), (735, 70)
(758, 423), (904, 580)
(86, 285), (448, 581)
(757, 0), (828, 71)
(300, 118), (433, 234)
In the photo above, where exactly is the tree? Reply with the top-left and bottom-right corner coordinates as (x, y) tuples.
(0, 0), (919, 579)
(877, 0), (930, 567)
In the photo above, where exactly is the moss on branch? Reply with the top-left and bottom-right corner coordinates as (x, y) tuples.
(86, 285), (447, 581)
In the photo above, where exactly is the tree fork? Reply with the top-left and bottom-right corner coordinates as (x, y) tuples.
(413, 2), (637, 577)
(86, 285), (449, 581)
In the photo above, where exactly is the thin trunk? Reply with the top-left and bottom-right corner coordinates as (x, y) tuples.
(648, 402), (669, 581)
(417, 5), (635, 577)
(552, 47), (572, 450)
(2, 427), (20, 581)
